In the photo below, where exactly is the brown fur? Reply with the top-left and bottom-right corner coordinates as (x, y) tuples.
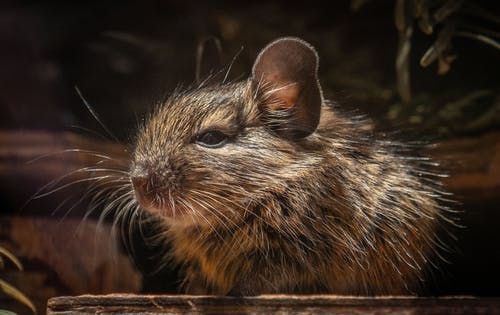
(129, 38), (452, 295)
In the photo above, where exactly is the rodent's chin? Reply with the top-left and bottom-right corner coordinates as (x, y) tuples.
(135, 196), (214, 226)
(138, 201), (186, 218)
(133, 194), (186, 219)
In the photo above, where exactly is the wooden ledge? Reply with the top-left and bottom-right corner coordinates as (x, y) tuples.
(47, 294), (500, 314)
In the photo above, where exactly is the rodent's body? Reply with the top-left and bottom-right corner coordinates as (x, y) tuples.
(130, 38), (449, 295)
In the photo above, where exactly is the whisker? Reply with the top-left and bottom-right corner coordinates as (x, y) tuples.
(75, 86), (120, 143)
(223, 45), (244, 84)
(26, 149), (122, 164)
(33, 175), (125, 199)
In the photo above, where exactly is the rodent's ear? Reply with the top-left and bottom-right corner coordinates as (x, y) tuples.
(195, 36), (223, 84)
(252, 37), (323, 139)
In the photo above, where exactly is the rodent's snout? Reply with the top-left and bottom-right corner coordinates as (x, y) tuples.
(130, 176), (149, 199)
(130, 171), (171, 214)
(130, 160), (172, 194)
(130, 175), (155, 207)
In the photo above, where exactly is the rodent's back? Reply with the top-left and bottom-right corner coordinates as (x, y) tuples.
(130, 37), (452, 295)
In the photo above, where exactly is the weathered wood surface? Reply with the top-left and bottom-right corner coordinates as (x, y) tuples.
(47, 294), (500, 315)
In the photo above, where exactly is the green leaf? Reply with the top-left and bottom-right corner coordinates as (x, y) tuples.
(0, 247), (23, 271)
(0, 309), (18, 315)
(0, 280), (36, 314)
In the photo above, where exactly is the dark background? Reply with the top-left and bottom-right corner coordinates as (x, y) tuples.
(1, 0), (499, 313)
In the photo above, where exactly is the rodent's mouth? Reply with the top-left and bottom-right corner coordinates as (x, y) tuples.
(133, 188), (225, 225)
(133, 191), (186, 218)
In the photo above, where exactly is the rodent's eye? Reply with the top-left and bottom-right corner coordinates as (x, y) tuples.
(196, 130), (228, 148)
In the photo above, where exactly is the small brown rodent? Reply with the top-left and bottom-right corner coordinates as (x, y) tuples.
(129, 37), (452, 295)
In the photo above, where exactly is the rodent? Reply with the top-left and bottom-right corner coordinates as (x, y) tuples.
(129, 37), (452, 295)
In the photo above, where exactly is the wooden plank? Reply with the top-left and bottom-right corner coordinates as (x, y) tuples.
(47, 294), (500, 315)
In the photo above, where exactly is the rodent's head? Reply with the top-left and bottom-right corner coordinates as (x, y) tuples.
(130, 37), (324, 224)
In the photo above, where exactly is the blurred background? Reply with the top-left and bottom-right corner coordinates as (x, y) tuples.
(0, 0), (499, 313)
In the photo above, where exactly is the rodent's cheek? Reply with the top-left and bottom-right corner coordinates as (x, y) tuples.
(183, 146), (245, 184)
(179, 148), (218, 180)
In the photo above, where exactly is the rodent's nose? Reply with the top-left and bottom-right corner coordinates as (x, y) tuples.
(130, 159), (176, 207)
(131, 176), (149, 197)
(131, 173), (166, 200)
(131, 175), (158, 211)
